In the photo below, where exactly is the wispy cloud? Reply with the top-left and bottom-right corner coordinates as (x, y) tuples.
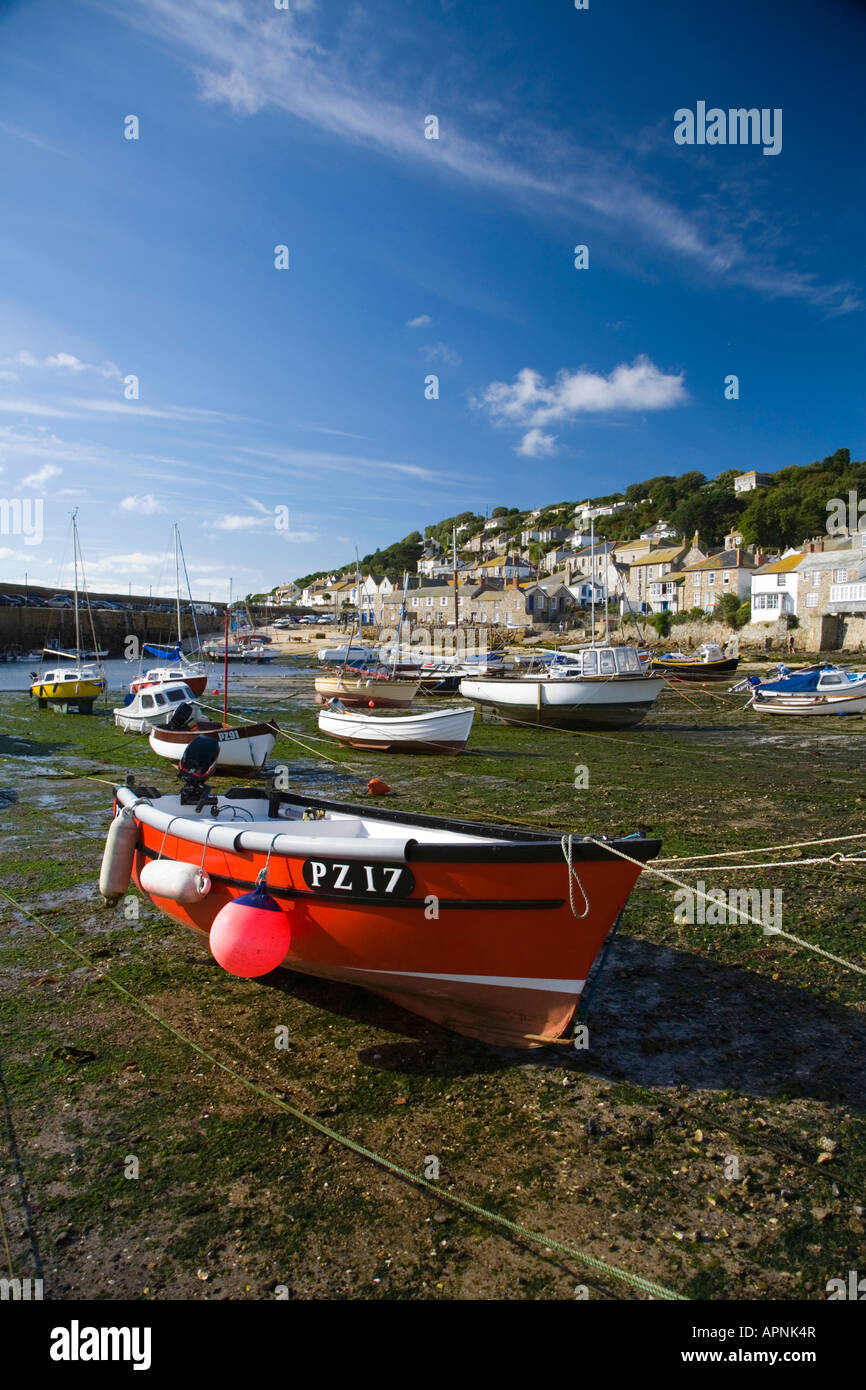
(21, 463), (61, 491)
(120, 493), (166, 515)
(116, 0), (858, 313)
(1, 350), (121, 378)
(420, 341), (461, 366)
(407, 314), (432, 328)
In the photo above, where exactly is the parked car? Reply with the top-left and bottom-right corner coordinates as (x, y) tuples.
(46, 594), (75, 608)
(0, 594), (23, 606)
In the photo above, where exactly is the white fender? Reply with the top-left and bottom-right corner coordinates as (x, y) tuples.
(99, 806), (138, 904)
(139, 859), (212, 903)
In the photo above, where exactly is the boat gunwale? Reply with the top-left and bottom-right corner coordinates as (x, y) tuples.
(117, 781), (661, 864)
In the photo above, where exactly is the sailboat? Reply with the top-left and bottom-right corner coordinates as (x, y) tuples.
(131, 525), (208, 695)
(29, 511), (106, 713)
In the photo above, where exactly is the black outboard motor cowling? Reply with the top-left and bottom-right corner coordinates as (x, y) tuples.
(178, 734), (220, 807)
(167, 701), (195, 731)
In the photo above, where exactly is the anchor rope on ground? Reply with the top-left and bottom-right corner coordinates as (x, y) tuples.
(0, 884), (686, 1302)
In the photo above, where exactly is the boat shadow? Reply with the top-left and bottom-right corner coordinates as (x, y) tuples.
(260, 936), (866, 1105)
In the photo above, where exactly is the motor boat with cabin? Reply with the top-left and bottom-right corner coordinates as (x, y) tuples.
(650, 642), (739, 680)
(747, 663), (866, 716)
(114, 680), (202, 732)
(459, 645), (663, 730)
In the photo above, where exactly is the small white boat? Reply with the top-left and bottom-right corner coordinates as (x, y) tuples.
(149, 719), (279, 771)
(318, 701), (475, 753)
(316, 642), (380, 666)
(114, 681), (201, 733)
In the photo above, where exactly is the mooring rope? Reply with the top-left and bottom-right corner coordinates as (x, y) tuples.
(0, 884), (685, 1301)
(586, 838), (866, 978)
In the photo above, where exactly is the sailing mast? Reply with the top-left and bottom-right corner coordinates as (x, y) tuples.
(590, 515), (596, 645)
(173, 523), (184, 654)
(452, 525), (459, 631)
(72, 508), (81, 665)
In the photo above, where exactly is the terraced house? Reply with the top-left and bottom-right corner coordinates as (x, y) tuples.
(671, 548), (758, 615)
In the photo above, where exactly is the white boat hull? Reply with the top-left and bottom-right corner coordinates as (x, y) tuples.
(149, 721), (279, 770)
(318, 705), (475, 753)
(753, 691), (866, 716)
(459, 675), (663, 729)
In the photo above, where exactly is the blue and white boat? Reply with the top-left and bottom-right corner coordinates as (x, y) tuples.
(749, 664), (866, 716)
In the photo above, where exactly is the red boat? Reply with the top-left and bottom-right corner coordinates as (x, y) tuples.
(101, 773), (659, 1049)
(130, 666), (208, 697)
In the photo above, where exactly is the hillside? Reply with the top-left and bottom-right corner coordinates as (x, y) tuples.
(285, 447), (861, 591)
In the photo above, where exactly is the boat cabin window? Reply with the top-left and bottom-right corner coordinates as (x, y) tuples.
(154, 692), (168, 706)
(615, 648), (640, 674)
(166, 688), (186, 702)
(821, 674), (843, 685)
(141, 695), (155, 709)
(581, 650), (598, 676)
(599, 650), (616, 675)
(43, 671), (56, 682)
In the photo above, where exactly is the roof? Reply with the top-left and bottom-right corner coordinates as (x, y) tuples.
(756, 552), (806, 575)
(628, 546), (686, 567)
(681, 549), (757, 573)
(572, 541), (615, 558)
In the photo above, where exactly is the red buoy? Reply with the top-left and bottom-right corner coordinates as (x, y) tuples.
(368, 777), (390, 796)
(209, 885), (292, 977)
(368, 700), (376, 708)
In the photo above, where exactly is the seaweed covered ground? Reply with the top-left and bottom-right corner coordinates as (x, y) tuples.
(0, 659), (864, 1301)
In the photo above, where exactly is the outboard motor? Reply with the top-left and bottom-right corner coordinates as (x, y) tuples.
(178, 734), (220, 808)
(167, 701), (195, 731)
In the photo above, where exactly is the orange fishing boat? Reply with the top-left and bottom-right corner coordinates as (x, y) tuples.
(101, 744), (659, 1047)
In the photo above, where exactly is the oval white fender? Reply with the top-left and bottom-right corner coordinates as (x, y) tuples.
(139, 859), (212, 903)
(98, 806), (139, 904)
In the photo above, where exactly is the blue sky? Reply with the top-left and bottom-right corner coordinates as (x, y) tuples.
(0, 0), (863, 598)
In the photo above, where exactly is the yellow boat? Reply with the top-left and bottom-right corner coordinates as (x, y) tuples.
(30, 665), (105, 710)
(28, 509), (106, 712)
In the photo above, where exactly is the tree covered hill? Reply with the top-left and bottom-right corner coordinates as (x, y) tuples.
(285, 448), (860, 592)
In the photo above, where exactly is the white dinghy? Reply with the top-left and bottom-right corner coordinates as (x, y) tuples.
(318, 700), (475, 753)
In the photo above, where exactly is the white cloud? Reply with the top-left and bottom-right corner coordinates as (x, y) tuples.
(407, 315), (432, 328)
(208, 514), (270, 531)
(420, 342), (461, 366)
(475, 357), (686, 441)
(120, 493), (165, 515)
(1, 351), (121, 379)
(21, 463), (61, 491)
(516, 428), (557, 458)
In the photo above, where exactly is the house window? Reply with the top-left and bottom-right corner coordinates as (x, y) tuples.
(806, 593), (818, 608)
(707, 572), (715, 585)
(693, 574), (700, 587)
(834, 569), (848, 584)
(647, 567), (654, 579)
(426, 597), (433, 607)
(811, 571), (820, 587)
(440, 597), (448, 606)
(776, 575), (786, 586)
(411, 597), (419, 607)
(723, 572), (730, 583)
